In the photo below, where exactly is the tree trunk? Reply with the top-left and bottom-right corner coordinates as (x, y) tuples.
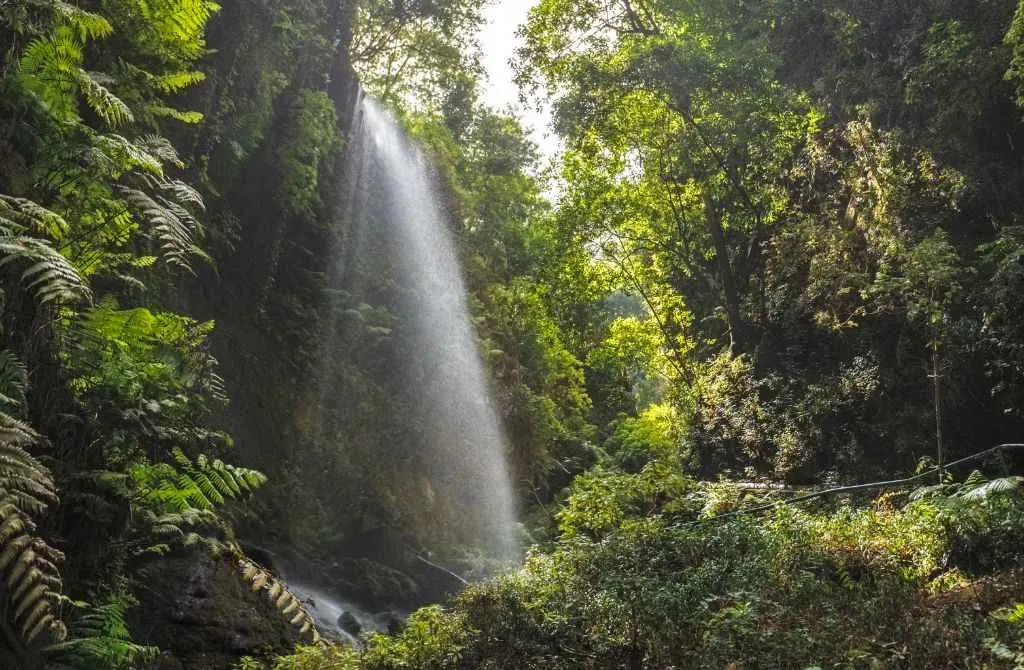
(932, 337), (944, 481)
(705, 197), (745, 356)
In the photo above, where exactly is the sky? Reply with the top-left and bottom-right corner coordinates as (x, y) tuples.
(478, 0), (559, 162)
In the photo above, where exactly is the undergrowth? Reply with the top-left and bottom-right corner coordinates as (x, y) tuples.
(261, 472), (1024, 669)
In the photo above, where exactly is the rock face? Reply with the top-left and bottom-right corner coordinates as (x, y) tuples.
(130, 550), (300, 670)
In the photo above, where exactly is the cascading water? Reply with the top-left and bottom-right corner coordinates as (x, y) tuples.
(359, 99), (518, 561)
(308, 93), (519, 570)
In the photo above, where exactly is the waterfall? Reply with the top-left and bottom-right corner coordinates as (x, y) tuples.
(312, 94), (519, 566)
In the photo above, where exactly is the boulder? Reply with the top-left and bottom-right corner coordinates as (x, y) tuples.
(337, 611), (362, 637)
(130, 550), (301, 670)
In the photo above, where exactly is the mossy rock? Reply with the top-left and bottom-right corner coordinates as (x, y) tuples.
(130, 550), (300, 670)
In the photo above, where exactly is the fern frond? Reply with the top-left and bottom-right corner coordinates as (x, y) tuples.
(131, 450), (265, 515)
(960, 476), (1024, 501)
(0, 351), (28, 414)
(0, 196), (70, 239)
(0, 236), (90, 304)
(0, 202), (90, 304)
(234, 555), (319, 643)
(45, 596), (159, 669)
(138, 0), (219, 60)
(159, 179), (205, 210)
(146, 104), (204, 124)
(18, 28), (84, 122)
(0, 430), (66, 646)
(76, 70), (133, 127)
(48, 1), (113, 39)
(118, 187), (206, 272)
(93, 135), (164, 176)
(135, 135), (183, 169)
(152, 70), (205, 92)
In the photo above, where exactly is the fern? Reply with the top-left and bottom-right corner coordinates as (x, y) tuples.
(135, 0), (219, 60)
(125, 456), (316, 641)
(18, 26), (85, 122)
(959, 476), (1024, 501)
(44, 1), (113, 40)
(45, 595), (159, 670)
(0, 197), (91, 305)
(146, 103), (204, 124)
(132, 448), (266, 513)
(90, 135), (165, 176)
(152, 70), (205, 93)
(0, 196), (69, 239)
(0, 401), (66, 645)
(236, 555), (320, 643)
(0, 235), (91, 304)
(135, 134), (184, 169)
(0, 351), (28, 414)
(118, 185), (210, 273)
(76, 70), (133, 127)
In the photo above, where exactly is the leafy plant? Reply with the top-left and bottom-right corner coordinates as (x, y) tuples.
(0, 351), (66, 646)
(44, 595), (158, 670)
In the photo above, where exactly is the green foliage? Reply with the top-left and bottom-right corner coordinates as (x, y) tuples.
(0, 350), (66, 647)
(0, 197), (90, 305)
(131, 448), (266, 515)
(277, 90), (340, 218)
(352, 0), (484, 108)
(272, 472), (1024, 669)
(601, 403), (685, 472)
(45, 595), (158, 670)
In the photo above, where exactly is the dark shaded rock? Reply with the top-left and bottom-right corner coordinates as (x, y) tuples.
(376, 611), (405, 635)
(130, 550), (300, 670)
(338, 611), (361, 636)
(278, 548), (421, 609)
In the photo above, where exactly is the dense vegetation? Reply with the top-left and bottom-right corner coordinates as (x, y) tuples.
(3, 0), (1024, 667)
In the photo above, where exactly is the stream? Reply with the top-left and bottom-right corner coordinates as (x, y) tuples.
(282, 576), (405, 646)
